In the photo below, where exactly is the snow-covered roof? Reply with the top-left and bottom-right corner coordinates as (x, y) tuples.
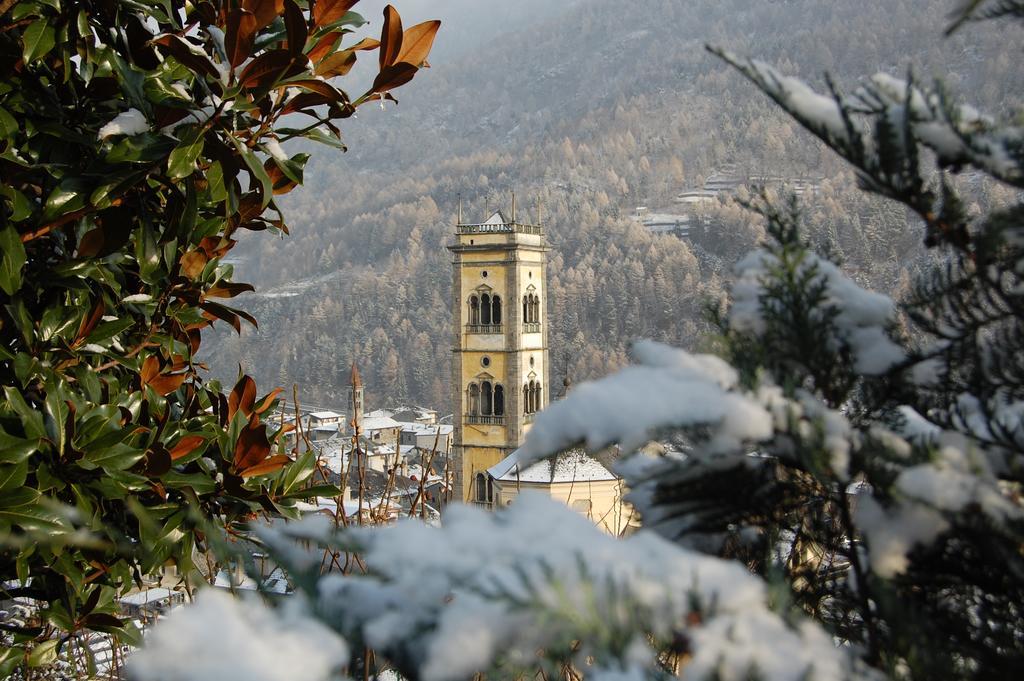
(309, 410), (342, 420)
(364, 409), (394, 419)
(483, 210), (510, 225)
(398, 422), (454, 436)
(489, 448), (619, 484)
(119, 588), (178, 606)
(362, 415), (402, 431)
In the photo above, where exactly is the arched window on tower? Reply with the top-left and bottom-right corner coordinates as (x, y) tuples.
(469, 295), (480, 325)
(493, 384), (504, 415)
(535, 383), (542, 411)
(468, 383), (480, 416)
(531, 295), (540, 323)
(523, 296), (529, 322)
(480, 293), (491, 325)
(523, 384), (529, 413)
(481, 381), (493, 415)
(491, 295), (501, 324)
(475, 473), (487, 504)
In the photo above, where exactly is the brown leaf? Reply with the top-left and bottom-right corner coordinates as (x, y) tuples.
(169, 435), (206, 461)
(379, 4), (403, 68)
(396, 19), (440, 67)
(240, 454), (291, 478)
(74, 298), (106, 345)
(242, 0), (285, 30)
(265, 158), (299, 195)
(312, 0), (359, 27)
(206, 281), (256, 299)
(307, 31), (342, 63)
(140, 355), (161, 384)
(314, 49), (357, 78)
(286, 78), (347, 102)
(281, 92), (333, 117)
(226, 8), (259, 69)
(233, 417), (271, 471)
(229, 374), (257, 420)
(78, 206), (133, 259)
(238, 49), (305, 89)
(198, 236), (237, 258)
(370, 62), (417, 94)
(149, 373), (187, 396)
(200, 302), (241, 333)
(283, 0), (308, 55)
(349, 37), (382, 51)
(254, 387), (284, 415)
(181, 250), (208, 279)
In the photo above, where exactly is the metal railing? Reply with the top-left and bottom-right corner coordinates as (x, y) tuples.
(466, 414), (506, 425)
(523, 322), (540, 333)
(466, 324), (503, 334)
(524, 413), (536, 424)
(457, 222), (543, 236)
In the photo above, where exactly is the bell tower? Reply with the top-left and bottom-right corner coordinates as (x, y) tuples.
(449, 198), (549, 503)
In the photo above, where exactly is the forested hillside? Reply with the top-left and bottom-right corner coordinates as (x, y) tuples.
(205, 0), (1021, 410)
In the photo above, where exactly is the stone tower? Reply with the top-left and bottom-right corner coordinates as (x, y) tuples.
(349, 362), (364, 434)
(449, 199), (549, 503)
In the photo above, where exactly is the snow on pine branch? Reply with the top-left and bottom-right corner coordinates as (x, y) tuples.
(273, 495), (874, 681)
(131, 590), (348, 681)
(513, 339), (774, 468)
(731, 248), (906, 375)
(711, 46), (1023, 189)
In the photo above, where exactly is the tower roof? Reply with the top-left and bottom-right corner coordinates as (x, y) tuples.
(483, 210), (510, 225)
(349, 362), (362, 387)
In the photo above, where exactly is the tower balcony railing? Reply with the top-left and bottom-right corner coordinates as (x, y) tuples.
(457, 222), (543, 236)
(524, 412), (536, 424)
(466, 323), (503, 334)
(466, 414), (506, 425)
(523, 322), (541, 333)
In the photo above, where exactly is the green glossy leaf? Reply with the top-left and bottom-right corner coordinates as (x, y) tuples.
(0, 187), (34, 221)
(0, 461), (29, 493)
(22, 19), (56, 64)
(2, 387), (46, 439)
(0, 225), (26, 295)
(230, 137), (273, 208)
(0, 487), (40, 508)
(42, 179), (89, 222)
(84, 443), (146, 471)
(0, 424), (39, 464)
(168, 127), (205, 179)
(0, 504), (71, 535)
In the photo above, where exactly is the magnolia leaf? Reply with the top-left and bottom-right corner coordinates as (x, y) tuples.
(243, 0), (285, 30)
(226, 8), (259, 69)
(233, 418), (271, 471)
(229, 375), (257, 420)
(22, 19), (55, 64)
(379, 4), (403, 69)
(312, 0), (359, 28)
(396, 19), (440, 67)
(169, 435), (206, 461)
(168, 129), (206, 179)
(370, 62), (418, 95)
(308, 30), (343, 62)
(283, 0), (307, 55)
(181, 250), (208, 278)
(315, 49), (357, 77)
(0, 225), (26, 295)
(240, 453), (290, 478)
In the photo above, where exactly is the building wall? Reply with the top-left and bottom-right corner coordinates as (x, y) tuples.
(491, 479), (635, 536)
